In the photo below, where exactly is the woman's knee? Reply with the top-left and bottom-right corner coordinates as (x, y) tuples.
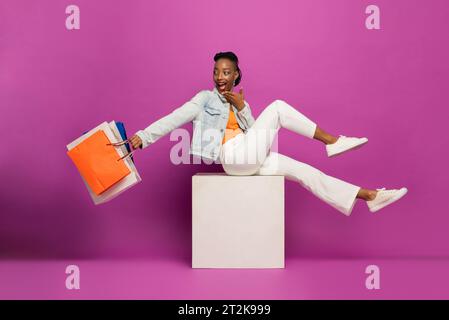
(265, 99), (292, 116)
(266, 99), (285, 110)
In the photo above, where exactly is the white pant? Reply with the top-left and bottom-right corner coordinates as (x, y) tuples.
(219, 99), (361, 216)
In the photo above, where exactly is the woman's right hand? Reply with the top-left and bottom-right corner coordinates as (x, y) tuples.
(129, 134), (143, 149)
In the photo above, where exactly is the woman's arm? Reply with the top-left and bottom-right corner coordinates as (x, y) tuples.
(132, 90), (208, 149)
(236, 100), (255, 130)
(222, 88), (255, 131)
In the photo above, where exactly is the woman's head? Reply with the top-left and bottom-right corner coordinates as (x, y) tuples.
(213, 51), (242, 93)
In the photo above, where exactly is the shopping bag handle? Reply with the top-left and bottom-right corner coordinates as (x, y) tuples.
(106, 140), (137, 162)
(117, 149), (137, 161)
(107, 140), (130, 147)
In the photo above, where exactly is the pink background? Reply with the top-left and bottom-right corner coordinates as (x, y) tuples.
(1, 0), (448, 298)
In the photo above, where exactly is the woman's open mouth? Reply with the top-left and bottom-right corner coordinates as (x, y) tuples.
(217, 83), (227, 91)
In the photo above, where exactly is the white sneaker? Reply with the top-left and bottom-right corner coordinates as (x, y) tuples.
(366, 187), (408, 213)
(326, 135), (368, 157)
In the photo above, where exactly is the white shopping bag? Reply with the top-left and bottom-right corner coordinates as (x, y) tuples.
(67, 121), (141, 205)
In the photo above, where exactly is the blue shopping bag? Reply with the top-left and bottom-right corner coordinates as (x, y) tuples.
(115, 122), (131, 151)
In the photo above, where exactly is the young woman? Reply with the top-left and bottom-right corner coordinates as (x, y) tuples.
(129, 51), (407, 216)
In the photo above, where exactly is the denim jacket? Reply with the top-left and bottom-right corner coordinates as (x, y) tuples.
(135, 87), (256, 161)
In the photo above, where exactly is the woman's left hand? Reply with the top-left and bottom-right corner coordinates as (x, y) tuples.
(222, 88), (245, 111)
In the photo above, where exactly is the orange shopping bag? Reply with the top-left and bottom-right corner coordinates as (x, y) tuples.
(67, 129), (131, 195)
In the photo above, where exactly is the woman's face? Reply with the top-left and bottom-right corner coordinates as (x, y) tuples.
(213, 58), (239, 94)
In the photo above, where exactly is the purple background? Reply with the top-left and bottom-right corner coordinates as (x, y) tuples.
(1, 0), (448, 263)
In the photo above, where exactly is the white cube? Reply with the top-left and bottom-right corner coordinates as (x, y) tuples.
(192, 173), (285, 268)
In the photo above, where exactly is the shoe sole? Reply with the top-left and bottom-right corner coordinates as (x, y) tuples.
(327, 138), (368, 158)
(369, 188), (408, 213)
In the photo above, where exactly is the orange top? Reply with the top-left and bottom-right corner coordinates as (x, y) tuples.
(222, 107), (243, 144)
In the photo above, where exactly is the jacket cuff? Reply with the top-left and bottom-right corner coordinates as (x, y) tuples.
(135, 130), (151, 149)
(237, 103), (251, 128)
(237, 104), (250, 118)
